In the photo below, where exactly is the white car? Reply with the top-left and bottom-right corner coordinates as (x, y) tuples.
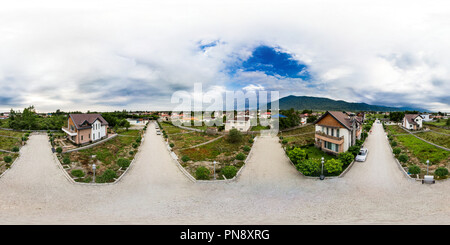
(355, 148), (368, 162)
(156, 130), (161, 135)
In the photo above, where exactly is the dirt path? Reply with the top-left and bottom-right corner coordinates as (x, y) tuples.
(0, 122), (449, 224)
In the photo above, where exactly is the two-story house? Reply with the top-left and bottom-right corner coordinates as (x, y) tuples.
(314, 111), (362, 155)
(402, 114), (423, 130)
(62, 114), (109, 145)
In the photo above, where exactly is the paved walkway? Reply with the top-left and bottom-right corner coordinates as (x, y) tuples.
(0, 122), (449, 224)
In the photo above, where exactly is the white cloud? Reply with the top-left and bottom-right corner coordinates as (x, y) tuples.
(0, 0), (449, 112)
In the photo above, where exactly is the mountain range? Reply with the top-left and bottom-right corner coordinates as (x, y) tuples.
(266, 95), (427, 112)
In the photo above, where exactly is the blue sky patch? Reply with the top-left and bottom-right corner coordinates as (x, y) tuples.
(237, 45), (311, 80)
(198, 40), (219, 51)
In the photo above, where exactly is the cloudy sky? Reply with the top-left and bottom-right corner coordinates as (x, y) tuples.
(0, 0), (449, 112)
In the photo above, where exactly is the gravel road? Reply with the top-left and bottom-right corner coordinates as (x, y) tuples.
(0, 122), (449, 224)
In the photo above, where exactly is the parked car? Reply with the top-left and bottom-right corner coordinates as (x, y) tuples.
(355, 148), (368, 162)
(156, 130), (161, 135)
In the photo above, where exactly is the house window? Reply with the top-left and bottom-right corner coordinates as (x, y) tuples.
(331, 128), (334, 137)
(336, 129), (340, 137)
(326, 128), (329, 135)
(81, 135), (83, 141)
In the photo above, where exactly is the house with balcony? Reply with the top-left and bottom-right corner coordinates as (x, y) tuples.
(314, 111), (362, 155)
(62, 114), (109, 145)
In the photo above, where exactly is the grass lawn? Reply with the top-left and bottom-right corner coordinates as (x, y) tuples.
(0, 130), (24, 138)
(160, 122), (187, 134)
(423, 123), (450, 134)
(169, 132), (219, 149)
(280, 124), (315, 146)
(385, 125), (408, 135)
(60, 129), (143, 183)
(300, 145), (336, 161)
(424, 121), (448, 127)
(250, 125), (270, 131)
(394, 134), (449, 165)
(0, 135), (22, 151)
(415, 131), (450, 149)
(280, 124), (315, 136)
(177, 134), (254, 180)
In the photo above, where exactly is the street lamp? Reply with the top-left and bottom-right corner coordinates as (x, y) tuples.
(92, 163), (96, 183)
(320, 157), (325, 180)
(213, 161), (216, 180)
(426, 160), (429, 175)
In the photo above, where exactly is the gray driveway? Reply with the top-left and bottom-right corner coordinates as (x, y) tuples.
(0, 122), (449, 224)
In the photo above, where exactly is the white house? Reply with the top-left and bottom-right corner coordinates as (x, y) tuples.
(225, 116), (251, 132)
(403, 114), (423, 130)
(420, 114), (432, 122)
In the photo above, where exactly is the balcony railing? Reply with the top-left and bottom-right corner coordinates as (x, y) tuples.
(62, 127), (77, 136)
(315, 131), (344, 141)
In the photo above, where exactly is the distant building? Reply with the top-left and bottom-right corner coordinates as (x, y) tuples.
(402, 114), (423, 130)
(225, 116), (251, 132)
(420, 114), (432, 122)
(299, 113), (308, 125)
(62, 114), (109, 145)
(314, 111), (362, 155)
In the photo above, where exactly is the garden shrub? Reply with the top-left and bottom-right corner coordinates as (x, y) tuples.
(338, 152), (354, 165)
(235, 153), (246, 160)
(287, 148), (307, 165)
(282, 139), (288, 144)
(408, 165), (421, 176)
(391, 141), (397, 147)
(164, 134), (168, 138)
(222, 165), (238, 179)
(393, 148), (401, 155)
(248, 138), (254, 144)
(398, 154), (408, 163)
(25, 133), (30, 137)
(12, 146), (19, 152)
(243, 145), (251, 152)
(136, 137), (141, 143)
(434, 167), (449, 177)
(71, 169), (85, 178)
(3, 156), (12, 163)
(195, 166), (210, 180)
(56, 147), (63, 153)
(348, 145), (361, 157)
(169, 143), (175, 148)
(22, 136), (27, 141)
(62, 157), (71, 164)
(117, 158), (131, 169)
(279, 136), (284, 140)
(132, 143), (138, 148)
(296, 159), (321, 176)
(324, 159), (343, 175)
(129, 151), (134, 155)
(181, 155), (190, 162)
(227, 129), (243, 144)
(97, 169), (117, 183)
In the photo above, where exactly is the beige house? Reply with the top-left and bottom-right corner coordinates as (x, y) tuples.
(62, 114), (109, 145)
(314, 111), (362, 155)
